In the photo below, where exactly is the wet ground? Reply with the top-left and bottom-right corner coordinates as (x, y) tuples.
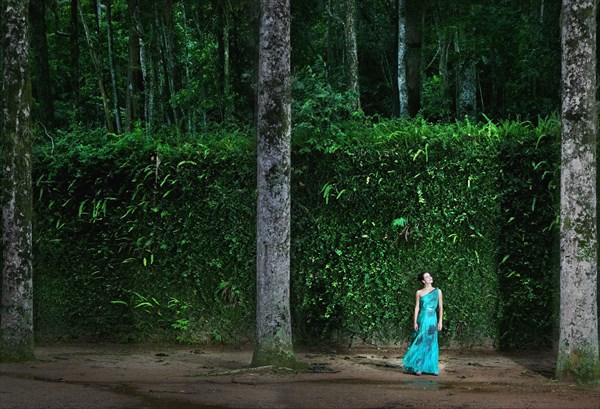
(1, 343), (599, 408)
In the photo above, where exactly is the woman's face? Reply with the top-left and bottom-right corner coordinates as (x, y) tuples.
(422, 273), (433, 285)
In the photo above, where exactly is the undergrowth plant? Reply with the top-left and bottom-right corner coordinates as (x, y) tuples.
(32, 117), (560, 347)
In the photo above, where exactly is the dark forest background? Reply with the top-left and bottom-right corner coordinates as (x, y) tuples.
(25, 0), (568, 130)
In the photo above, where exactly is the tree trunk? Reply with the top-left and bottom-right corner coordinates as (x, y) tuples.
(397, 0), (408, 116)
(126, 0), (143, 130)
(135, 1), (162, 130)
(1, 0), (35, 363)
(557, 0), (599, 383)
(70, 0), (80, 122)
(405, 0), (422, 116)
(94, 0), (101, 34)
(326, 0), (333, 76)
(345, 0), (360, 110)
(438, 30), (449, 115)
(78, 3), (115, 133)
(139, 6), (155, 130)
(252, 0), (295, 368)
(106, 0), (121, 134)
(457, 59), (476, 117)
(29, 0), (55, 128)
(223, 4), (233, 121)
(145, 3), (168, 128)
(215, 0), (233, 122)
(161, 0), (180, 127)
(180, 2), (194, 132)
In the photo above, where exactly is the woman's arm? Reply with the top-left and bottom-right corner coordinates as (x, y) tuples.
(437, 289), (444, 331)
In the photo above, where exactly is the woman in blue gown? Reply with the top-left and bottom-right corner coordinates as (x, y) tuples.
(402, 272), (443, 376)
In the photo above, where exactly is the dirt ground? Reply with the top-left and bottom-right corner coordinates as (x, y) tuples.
(1, 343), (599, 409)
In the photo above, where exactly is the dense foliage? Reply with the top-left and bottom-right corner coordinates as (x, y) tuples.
(14, 0), (563, 132)
(31, 117), (560, 348)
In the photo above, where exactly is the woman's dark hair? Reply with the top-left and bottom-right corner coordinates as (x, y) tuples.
(416, 271), (428, 282)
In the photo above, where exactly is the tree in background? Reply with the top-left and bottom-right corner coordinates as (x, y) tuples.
(78, 1), (115, 133)
(395, 0), (422, 117)
(557, 0), (599, 382)
(397, 0), (408, 116)
(1, 0), (35, 362)
(29, 0), (55, 128)
(215, 0), (234, 121)
(344, 0), (360, 110)
(69, 0), (81, 122)
(125, 0), (143, 130)
(105, 0), (122, 134)
(252, 0), (296, 367)
(404, 0), (422, 117)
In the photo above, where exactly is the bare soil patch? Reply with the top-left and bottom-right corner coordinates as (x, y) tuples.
(1, 343), (598, 408)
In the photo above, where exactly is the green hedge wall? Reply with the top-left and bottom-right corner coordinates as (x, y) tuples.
(31, 117), (560, 348)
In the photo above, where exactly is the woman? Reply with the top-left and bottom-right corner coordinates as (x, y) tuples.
(402, 271), (443, 376)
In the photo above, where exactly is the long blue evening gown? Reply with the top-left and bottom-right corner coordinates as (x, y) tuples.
(402, 288), (440, 375)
